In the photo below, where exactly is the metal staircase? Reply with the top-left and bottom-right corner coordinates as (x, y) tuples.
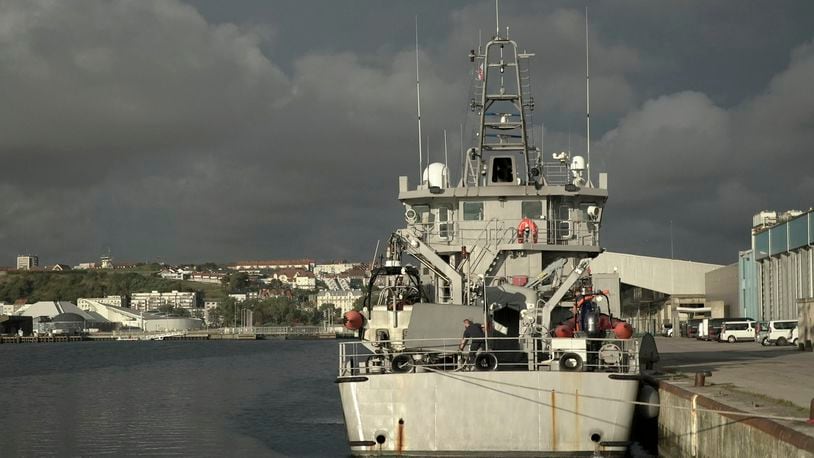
(397, 232), (464, 304)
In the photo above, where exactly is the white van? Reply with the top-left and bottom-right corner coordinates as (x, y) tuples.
(763, 320), (798, 346)
(719, 321), (756, 343)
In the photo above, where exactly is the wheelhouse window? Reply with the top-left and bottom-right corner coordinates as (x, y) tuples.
(437, 205), (453, 239)
(521, 201), (543, 219)
(412, 205), (431, 224)
(463, 202), (483, 221)
(491, 157), (514, 183)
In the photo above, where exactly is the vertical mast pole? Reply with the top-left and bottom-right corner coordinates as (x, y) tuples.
(415, 16), (423, 185)
(460, 123), (464, 187)
(585, 7), (592, 187)
(495, 0), (500, 37)
(444, 129), (449, 186)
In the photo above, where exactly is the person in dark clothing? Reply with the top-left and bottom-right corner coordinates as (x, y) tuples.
(458, 319), (485, 368)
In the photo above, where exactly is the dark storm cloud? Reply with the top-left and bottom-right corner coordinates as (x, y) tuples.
(600, 40), (814, 261)
(0, 0), (812, 265)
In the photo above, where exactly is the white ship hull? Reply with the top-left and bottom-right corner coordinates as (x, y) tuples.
(338, 370), (638, 455)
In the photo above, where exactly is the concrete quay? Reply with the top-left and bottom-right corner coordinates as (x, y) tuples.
(654, 336), (814, 457)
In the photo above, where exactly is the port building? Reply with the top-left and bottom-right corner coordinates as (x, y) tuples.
(741, 209), (814, 321)
(590, 251), (722, 333)
(16, 254), (38, 270)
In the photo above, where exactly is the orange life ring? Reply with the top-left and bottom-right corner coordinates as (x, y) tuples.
(517, 217), (538, 243)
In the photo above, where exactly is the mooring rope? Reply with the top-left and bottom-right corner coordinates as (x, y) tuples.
(419, 366), (813, 423)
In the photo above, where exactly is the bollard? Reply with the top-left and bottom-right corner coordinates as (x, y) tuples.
(809, 399), (814, 425)
(694, 371), (712, 387)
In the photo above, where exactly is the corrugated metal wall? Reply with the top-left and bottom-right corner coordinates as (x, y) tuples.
(759, 245), (814, 320)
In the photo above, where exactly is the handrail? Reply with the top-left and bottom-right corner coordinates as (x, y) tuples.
(407, 217), (598, 247)
(338, 335), (639, 377)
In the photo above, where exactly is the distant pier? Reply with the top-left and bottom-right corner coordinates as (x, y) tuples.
(0, 326), (354, 344)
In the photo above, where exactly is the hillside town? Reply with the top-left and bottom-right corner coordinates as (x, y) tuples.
(0, 254), (369, 336)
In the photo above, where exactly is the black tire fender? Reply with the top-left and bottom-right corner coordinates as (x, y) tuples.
(474, 352), (498, 371)
(559, 352), (584, 371)
(391, 354), (414, 373)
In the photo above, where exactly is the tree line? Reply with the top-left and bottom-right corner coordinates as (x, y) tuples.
(0, 271), (199, 304)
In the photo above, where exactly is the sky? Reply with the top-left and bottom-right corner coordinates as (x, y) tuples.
(1, 0), (813, 266)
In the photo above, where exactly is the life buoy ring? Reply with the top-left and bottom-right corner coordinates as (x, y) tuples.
(517, 217), (538, 243)
(405, 208), (418, 224)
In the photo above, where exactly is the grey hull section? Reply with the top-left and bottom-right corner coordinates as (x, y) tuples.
(338, 371), (637, 455)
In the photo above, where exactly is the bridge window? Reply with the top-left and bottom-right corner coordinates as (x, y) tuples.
(412, 205), (432, 224)
(463, 202), (483, 221)
(491, 157), (514, 183)
(521, 201), (543, 219)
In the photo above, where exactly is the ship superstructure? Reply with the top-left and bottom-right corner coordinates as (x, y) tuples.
(336, 17), (654, 457)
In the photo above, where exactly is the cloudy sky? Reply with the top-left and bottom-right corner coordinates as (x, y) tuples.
(1, 0), (813, 266)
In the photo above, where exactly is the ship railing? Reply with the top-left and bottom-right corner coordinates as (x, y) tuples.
(407, 218), (598, 247)
(338, 335), (640, 377)
(541, 163), (570, 185)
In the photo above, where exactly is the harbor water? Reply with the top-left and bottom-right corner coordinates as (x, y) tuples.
(0, 340), (348, 457)
(1, 340), (658, 457)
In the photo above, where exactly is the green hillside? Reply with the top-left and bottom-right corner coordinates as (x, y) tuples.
(0, 270), (227, 304)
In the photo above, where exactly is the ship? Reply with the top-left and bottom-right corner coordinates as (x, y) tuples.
(336, 13), (657, 456)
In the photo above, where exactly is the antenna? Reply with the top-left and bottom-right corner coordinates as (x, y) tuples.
(540, 123), (544, 159)
(415, 16), (423, 185)
(495, 0), (500, 37)
(585, 7), (592, 187)
(460, 123), (464, 186)
(426, 136), (430, 168)
(444, 129), (449, 186)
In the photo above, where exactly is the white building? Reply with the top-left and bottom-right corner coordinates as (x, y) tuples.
(130, 290), (198, 312)
(228, 292), (261, 303)
(160, 269), (190, 280)
(1, 303), (21, 315)
(314, 262), (356, 276)
(77, 296), (126, 308)
(231, 259), (315, 272)
(317, 289), (363, 314)
(100, 255), (113, 269)
(78, 298), (204, 331)
(16, 255), (38, 270)
(266, 268), (316, 289)
(189, 272), (226, 284)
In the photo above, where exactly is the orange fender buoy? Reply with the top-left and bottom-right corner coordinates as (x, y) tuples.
(342, 310), (364, 331)
(555, 324), (574, 338)
(613, 322), (633, 339)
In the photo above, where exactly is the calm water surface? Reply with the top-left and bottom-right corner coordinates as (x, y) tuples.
(0, 340), (348, 457)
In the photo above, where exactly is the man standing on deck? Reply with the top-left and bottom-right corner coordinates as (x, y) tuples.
(459, 319), (485, 369)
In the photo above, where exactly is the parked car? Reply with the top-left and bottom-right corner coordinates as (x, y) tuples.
(685, 319), (701, 338)
(703, 317), (755, 342)
(763, 319), (798, 346)
(791, 326), (800, 347)
(719, 321), (756, 343)
(661, 324), (674, 337)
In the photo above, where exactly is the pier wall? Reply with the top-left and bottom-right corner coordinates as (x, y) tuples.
(658, 382), (814, 457)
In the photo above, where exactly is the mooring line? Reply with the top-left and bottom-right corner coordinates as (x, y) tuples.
(419, 366), (812, 423)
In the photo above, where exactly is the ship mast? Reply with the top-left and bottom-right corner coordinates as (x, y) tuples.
(464, 8), (535, 187)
